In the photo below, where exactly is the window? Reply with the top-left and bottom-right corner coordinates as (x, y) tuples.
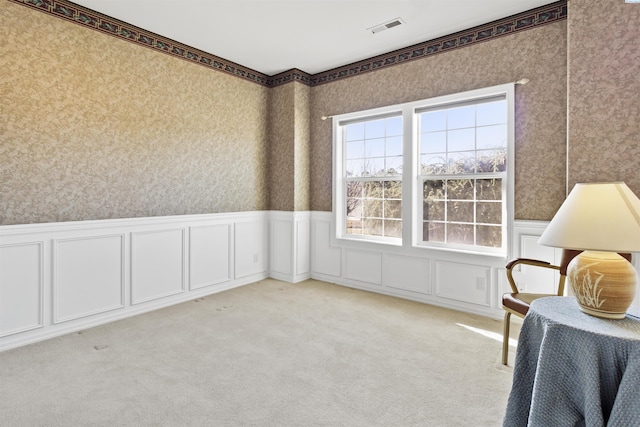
(418, 96), (508, 253)
(342, 114), (403, 242)
(334, 84), (514, 255)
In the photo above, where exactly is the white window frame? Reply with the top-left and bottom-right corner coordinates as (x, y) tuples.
(334, 111), (405, 245)
(332, 83), (514, 257)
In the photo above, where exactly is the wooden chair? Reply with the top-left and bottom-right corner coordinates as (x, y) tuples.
(501, 249), (581, 365)
(502, 250), (633, 365)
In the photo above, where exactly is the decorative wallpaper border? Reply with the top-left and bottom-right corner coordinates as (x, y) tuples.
(9, 0), (567, 88)
(310, 1), (567, 86)
(9, 0), (272, 86)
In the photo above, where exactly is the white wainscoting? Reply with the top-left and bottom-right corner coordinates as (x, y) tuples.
(309, 215), (640, 318)
(269, 211), (310, 283)
(54, 234), (125, 323)
(310, 211), (508, 318)
(0, 242), (43, 337)
(3, 212), (638, 351)
(0, 212), (269, 352)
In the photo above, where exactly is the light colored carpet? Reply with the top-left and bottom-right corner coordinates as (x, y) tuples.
(0, 279), (517, 426)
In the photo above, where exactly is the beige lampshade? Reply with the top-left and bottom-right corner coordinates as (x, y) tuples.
(538, 182), (640, 252)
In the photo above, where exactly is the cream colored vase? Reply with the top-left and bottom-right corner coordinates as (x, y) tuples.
(568, 251), (637, 319)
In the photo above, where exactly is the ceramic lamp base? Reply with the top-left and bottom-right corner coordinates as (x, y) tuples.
(567, 251), (637, 319)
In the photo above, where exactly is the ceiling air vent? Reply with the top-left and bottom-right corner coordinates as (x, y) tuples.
(368, 18), (406, 34)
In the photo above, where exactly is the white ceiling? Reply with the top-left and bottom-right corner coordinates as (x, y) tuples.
(72, 0), (559, 76)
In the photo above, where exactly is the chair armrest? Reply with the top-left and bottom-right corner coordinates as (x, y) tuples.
(506, 258), (555, 270)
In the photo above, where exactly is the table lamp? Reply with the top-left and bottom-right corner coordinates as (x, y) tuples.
(538, 182), (640, 319)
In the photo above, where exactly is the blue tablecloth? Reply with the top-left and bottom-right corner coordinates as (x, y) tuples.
(503, 296), (640, 427)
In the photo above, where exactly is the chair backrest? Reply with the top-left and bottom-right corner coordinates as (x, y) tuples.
(556, 249), (582, 295)
(506, 249), (632, 296)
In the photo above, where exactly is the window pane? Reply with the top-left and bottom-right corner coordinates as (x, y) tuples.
(447, 151), (476, 174)
(346, 181), (363, 224)
(424, 180), (445, 221)
(448, 105), (475, 129)
(422, 154), (447, 175)
(346, 123), (364, 141)
(346, 140), (364, 159)
(384, 181), (402, 199)
(477, 225), (502, 247)
(424, 199), (445, 221)
(477, 149), (506, 172)
(363, 219), (383, 236)
(477, 178), (502, 200)
(448, 201), (474, 222)
(477, 124), (507, 149)
(346, 181), (363, 198)
(477, 201), (502, 224)
(384, 220), (402, 238)
(365, 120), (385, 139)
(477, 100), (506, 126)
(421, 131), (447, 154)
(364, 199), (382, 217)
(447, 179), (474, 200)
(447, 223), (474, 245)
(364, 181), (383, 198)
(386, 156), (403, 176)
(448, 128), (475, 152)
(423, 222), (445, 242)
(364, 157), (385, 176)
(346, 218), (363, 235)
(365, 138), (385, 157)
(346, 198), (361, 220)
(424, 179), (445, 199)
(346, 159), (364, 177)
(421, 110), (447, 132)
(384, 200), (402, 219)
(386, 116), (403, 136)
(386, 136), (403, 156)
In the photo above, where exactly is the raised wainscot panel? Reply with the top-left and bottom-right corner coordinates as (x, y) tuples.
(0, 242), (43, 337)
(53, 235), (124, 323)
(189, 224), (232, 290)
(296, 219), (310, 276)
(131, 229), (185, 305)
(435, 261), (491, 306)
(311, 220), (341, 277)
(345, 249), (382, 285)
(235, 220), (267, 279)
(382, 254), (431, 294)
(271, 220), (293, 276)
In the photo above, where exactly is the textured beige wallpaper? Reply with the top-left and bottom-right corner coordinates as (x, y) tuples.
(1, 1), (269, 225)
(567, 0), (640, 195)
(310, 22), (568, 220)
(268, 84), (296, 211)
(267, 82), (310, 212)
(3, 0), (572, 225)
(293, 83), (311, 212)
